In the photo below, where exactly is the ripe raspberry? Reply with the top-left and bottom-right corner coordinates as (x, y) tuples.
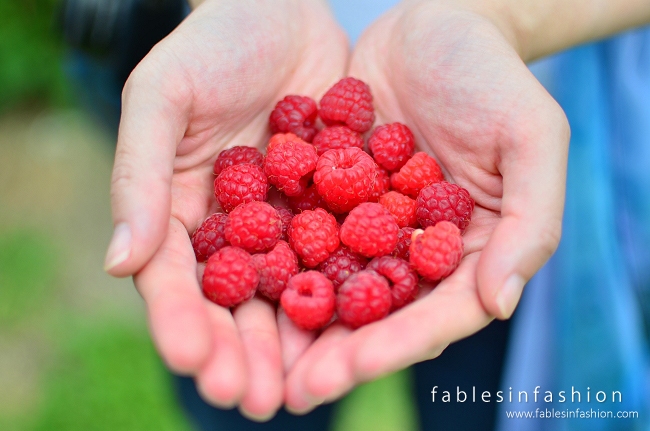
(252, 241), (299, 301)
(379, 191), (418, 228)
(191, 213), (229, 262)
(269, 95), (319, 142)
(318, 246), (368, 290)
(390, 152), (444, 198)
(368, 123), (415, 171)
(225, 201), (282, 253)
(312, 126), (364, 156)
(214, 163), (268, 213)
(203, 246), (259, 307)
(337, 270), (391, 329)
(264, 135), (318, 196)
(367, 256), (418, 310)
(368, 167), (390, 202)
(274, 206), (294, 241)
(319, 77), (375, 133)
(281, 271), (336, 330)
(267, 132), (300, 153)
(410, 222), (463, 281)
(416, 181), (475, 232)
(287, 183), (326, 213)
(288, 208), (339, 267)
(313, 147), (377, 213)
(213, 146), (264, 176)
(340, 202), (399, 257)
(392, 227), (415, 261)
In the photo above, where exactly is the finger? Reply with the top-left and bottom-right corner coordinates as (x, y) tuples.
(284, 324), (352, 414)
(233, 297), (284, 422)
(195, 302), (247, 409)
(477, 102), (570, 319)
(300, 254), (491, 407)
(277, 307), (318, 373)
(105, 64), (190, 276)
(134, 217), (212, 374)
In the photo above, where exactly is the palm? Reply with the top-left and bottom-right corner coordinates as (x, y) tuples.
(285, 3), (568, 411)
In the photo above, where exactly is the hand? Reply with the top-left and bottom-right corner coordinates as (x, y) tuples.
(103, 0), (348, 420)
(285, 0), (569, 412)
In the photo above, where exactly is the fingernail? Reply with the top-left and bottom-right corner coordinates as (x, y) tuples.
(496, 274), (525, 319)
(104, 223), (132, 271)
(238, 406), (277, 422)
(285, 403), (318, 416)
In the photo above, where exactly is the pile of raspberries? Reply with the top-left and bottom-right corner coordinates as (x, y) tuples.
(191, 77), (474, 330)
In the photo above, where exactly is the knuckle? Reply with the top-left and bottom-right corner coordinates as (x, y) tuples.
(537, 218), (562, 257)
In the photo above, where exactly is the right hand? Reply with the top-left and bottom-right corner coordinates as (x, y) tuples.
(103, 0), (348, 420)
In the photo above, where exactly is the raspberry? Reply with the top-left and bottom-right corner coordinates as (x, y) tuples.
(287, 183), (326, 213)
(214, 163), (268, 213)
(340, 202), (399, 257)
(390, 152), (444, 198)
(312, 126), (364, 156)
(281, 271), (336, 330)
(191, 213), (229, 262)
(267, 132), (300, 153)
(409, 222), (463, 281)
(318, 246), (368, 290)
(392, 227), (415, 261)
(368, 167), (390, 202)
(225, 201), (282, 253)
(253, 241), (299, 301)
(379, 191), (418, 228)
(337, 270), (391, 329)
(213, 146), (264, 176)
(368, 123), (415, 171)
(202, 246), (259, 307)
(274, 206), (294, 241)
(319, 77), (375, 133)
(367, 256), (418, 310)
(416, 181), (475, 232)
(269, 95), (319, 142)
(288, 208), (339, 267)
(264, 135), (318, 196)
(313, 147), (377, 213)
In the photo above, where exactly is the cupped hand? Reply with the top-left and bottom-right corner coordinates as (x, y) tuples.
(285, 0), (569, 412)
(103, 0), (348, 420)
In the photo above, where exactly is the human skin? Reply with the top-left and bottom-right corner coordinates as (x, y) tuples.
(105, 0), (650, 420)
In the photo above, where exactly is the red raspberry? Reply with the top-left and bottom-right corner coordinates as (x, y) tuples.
(281, 271), (336, 330)
(337, 270), (391, 329)
(287, 183), (326, 213)
(288, 208), (339, 267)
(318, 246), (368, 290)
(224, 201), (282, 253)
(313, 147), (377, 213)
(269, 95), (319, 142)
(267, 132), (300, 153)
(264, 135), (318, 196)
(319, 77), (375, 133)
(390, 152), (444, 198)
(312, 126), (364, 156)
(214, 163), (268, 213)
(416, 181), (475, 232)
(379, 191), (418, 228)
(191, 213), (229, 262)
(274, 206), (294, 241)
(392, 227), (415, 261)
(213, 146), (264, 176)
(253, 241), (299, 302)
(368, 123), (415, 171)
(367, 256), (418, 310)
(202, 246), (259, 307)
(410, 222), (463, 281)
(340, 202), (399, 257)
(368, 167), (390, 202)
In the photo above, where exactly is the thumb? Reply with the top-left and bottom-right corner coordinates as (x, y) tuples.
(477, 103), (570, 319)
(104, 66), (190, 277)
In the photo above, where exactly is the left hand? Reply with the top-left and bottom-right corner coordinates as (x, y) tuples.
(284, 0), (570, 412)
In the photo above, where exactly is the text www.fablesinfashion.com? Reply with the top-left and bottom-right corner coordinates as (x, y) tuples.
(505, 408), (638, 419)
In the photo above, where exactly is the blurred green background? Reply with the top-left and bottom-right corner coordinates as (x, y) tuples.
(0, 1), (419, 430)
